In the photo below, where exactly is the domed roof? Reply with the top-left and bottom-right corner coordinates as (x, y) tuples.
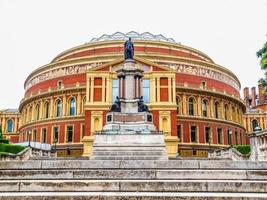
(89, 31), (177, 43)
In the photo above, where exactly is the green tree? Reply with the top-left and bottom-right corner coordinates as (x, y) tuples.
(257, 42), (267, 88)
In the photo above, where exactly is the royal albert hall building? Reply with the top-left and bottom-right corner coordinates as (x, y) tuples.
(18, 31), (248, 157)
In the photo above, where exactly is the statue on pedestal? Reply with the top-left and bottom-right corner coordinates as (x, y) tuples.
(124, 37), (134, 60)
(138, 96), (149, 112)
(110, 96), (121, 112)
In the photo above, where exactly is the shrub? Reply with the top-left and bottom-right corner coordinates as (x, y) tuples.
(233, 145), (250, 155)
(0, 139), (9, 144)
(0, 143), (25, 154)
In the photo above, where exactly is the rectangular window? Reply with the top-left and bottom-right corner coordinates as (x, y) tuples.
(66, 126), (73, 143)
(112, 79), (119, 103)
(177, 125), (181, 141)
(53, 127), (59, 143)
(142, 79), (150, 103)
(190, 126), (197, 143)
(42, 128), (47, 143)
(205, 127), (210, 143)
(217, 128), (222, 144)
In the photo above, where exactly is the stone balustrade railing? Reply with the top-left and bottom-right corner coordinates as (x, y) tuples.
(208, 147), (249, 161)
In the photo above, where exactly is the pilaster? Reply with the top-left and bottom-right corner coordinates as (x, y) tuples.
(77, 93), (81, 115)
(62, 95), (67, 116)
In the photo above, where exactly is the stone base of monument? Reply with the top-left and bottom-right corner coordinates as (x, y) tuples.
(90, 134), (168, 160)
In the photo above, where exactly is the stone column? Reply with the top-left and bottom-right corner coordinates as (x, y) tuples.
(39, 100), (43, 119)
(135, 77), (139, 98)
(14, 117), (18, 133)
(182, 94), (187, 115)
(249, 133), (258, 161)
(151, 77), (156, 103)
(156, 78), (160, 102)
(168, 77), (172, 103)
(172, 78), (176, 103)
(197, 96), (202, 116)
(102, 78), (105, 102)
(50, 97), (54, 118)
(90, 78), (94, 102)
(106, 77), (111, 103)
(31, 104), (35, 121)
(210, 98), (214, 118)
(2, 117), (6, 133)
(221, 101), (224, 120)
(62, 95), (67, 116)
(119, 76), (124, 98)
(77, 93), (81, 115)
(86, 78), (90, 103)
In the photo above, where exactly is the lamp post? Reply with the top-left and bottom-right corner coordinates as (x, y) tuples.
(229, 129), (233, 147)
(53, 138), (58, 157)
(28, 129), (32, 147)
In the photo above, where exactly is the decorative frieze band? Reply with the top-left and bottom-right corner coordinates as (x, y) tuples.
(156, 62), (240, 91)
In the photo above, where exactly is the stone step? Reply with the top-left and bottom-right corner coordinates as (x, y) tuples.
(1, 169), (267, 180)
(92, 151), (166, 156)
(1, 160), (267, 170)
(0, 192), (266, 200)
(1, 180), (267, 193)
(90, 155), (168, 160)
(92, 146), (167, 151)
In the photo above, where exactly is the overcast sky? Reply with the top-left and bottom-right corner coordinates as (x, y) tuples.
(0, 0), (266, 109)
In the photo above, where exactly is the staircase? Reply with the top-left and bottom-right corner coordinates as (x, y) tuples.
(90, 134), (168, 160)
(0, 159), (267, 199)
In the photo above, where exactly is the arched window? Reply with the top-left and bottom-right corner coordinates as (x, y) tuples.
(214, 102), (219, 118)
(44, 102), (49, 119)
(69, 97), (76, 116)
(7, 119), (13, 133)
(224, 105), (229, 120)
(56, 100), (62, 117)
(35, 104), (40, 120)
(188, 97), (195, 116)
(252, 119), (259, 131)
(202, 99), (208, 117)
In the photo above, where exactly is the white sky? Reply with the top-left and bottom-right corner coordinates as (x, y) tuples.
(0, 0), (266, 109)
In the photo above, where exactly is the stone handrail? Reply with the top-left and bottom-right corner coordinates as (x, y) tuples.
(208, 147), (250, 161)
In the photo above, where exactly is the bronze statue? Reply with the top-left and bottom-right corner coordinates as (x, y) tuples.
(110, 96), (121, 112)
(124, 37), (134, 60)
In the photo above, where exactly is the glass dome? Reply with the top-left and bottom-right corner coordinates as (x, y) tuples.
(89, 31), (176, 43)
